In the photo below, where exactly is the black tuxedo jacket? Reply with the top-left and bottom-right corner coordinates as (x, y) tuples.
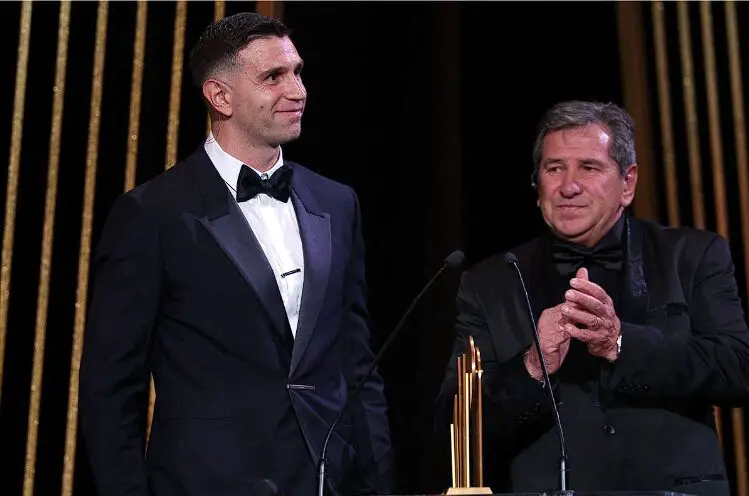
(437, 217), (749, 496)
(80, 147), (393, 496)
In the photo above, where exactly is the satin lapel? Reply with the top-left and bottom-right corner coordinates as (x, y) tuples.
(289, 173), (331, 376)
(524, 236), (563, 320)
(619, 216), (649, 326)
(189, 148), (294, 351)
(511, 238), (560, 350)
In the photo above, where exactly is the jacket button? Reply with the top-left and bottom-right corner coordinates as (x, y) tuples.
(603, 424), (616, 436)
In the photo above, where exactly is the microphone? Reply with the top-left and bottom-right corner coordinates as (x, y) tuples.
(504, 252), (571, 494)
(317, 250), (465, 496)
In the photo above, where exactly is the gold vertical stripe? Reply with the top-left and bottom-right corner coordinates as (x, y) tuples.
(714, 405), (724, 453)
(726, 0), (749, 301)
(652, 2), (680, 227)
(700, 0), (730, 455)
(700, 2), (729, 237)
(726, 4), (749, 496)
(206, 0), (226, 133)
(215, 0), (225, 21)
(256, 1), (283, 20)
(256, 1), (275, 17)
(22, 3), (70, 495)
(616, 2), (658, 220)
(127, 0), (154, 452)
(165, 0), (187, 169)
(733, 408), (749, 496)
(677, 1), (706, 229)
(124, 1), (148, 193)
(0, 0), (32, 405)
(150, 0), (188, 440)
(61, 3), (109, 496)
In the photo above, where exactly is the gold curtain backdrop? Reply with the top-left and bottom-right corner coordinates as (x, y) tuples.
(1, 1), (748, 495)
(619, 2), (749, 495)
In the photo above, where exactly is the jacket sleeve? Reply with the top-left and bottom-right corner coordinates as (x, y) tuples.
(79, 194), (163, 496)
(606, 235), (749, 403)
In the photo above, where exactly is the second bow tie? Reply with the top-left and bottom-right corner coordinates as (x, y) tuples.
(550, 241), (624, 277)
(236, 164), (293, 203)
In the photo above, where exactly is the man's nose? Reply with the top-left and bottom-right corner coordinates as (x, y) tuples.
(285, 76), (306, 100)
(559, 170), (582, 197)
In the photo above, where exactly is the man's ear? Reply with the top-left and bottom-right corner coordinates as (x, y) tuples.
(621, 164), (638, 207)
(202, 78), (233, 118)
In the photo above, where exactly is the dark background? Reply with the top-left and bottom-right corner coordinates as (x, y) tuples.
(0, 1), (747, 495)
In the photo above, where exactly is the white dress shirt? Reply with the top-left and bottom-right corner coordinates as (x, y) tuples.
(204, 133), (304, 337)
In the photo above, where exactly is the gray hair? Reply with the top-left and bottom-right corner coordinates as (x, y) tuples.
(531, 101), (636, 184)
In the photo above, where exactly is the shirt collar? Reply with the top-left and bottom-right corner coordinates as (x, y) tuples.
(204, 132), (285, 196)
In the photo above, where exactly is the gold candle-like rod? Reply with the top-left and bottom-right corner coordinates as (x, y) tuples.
(450, 421), (457, 487)
(463, 368), (471, 486)
(456, 355), (465, 485)
(476, 349), (484, 486)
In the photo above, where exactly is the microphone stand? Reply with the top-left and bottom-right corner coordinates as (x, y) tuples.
(317, 251), (464, 496)
(505, 253), (572, 495)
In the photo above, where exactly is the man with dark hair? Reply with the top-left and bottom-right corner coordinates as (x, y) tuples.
(437, 100), (749, 496)
(80, 12), (392, 496)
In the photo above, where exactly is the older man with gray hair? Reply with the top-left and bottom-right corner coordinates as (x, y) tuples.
(437, 100), (749, 496)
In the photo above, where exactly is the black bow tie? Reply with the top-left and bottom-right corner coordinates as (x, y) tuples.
(550, 240), (624, 277)
(236, 164), (293, 203)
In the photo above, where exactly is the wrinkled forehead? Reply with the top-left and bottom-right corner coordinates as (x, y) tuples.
(236, 36), (302, 71)
(556, 124), (611, 146)
(542, 124), (614, 159)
